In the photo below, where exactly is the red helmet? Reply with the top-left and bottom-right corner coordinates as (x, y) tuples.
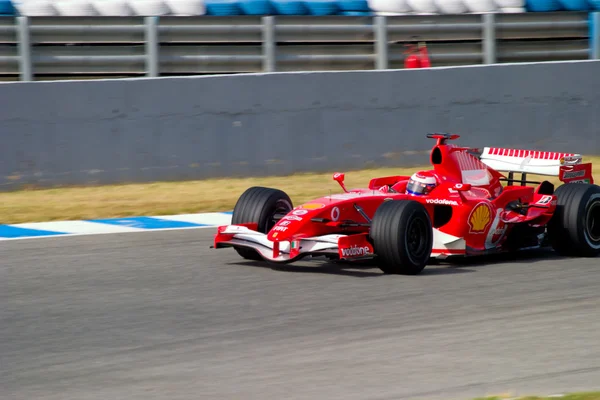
(406, 171), (437, 196)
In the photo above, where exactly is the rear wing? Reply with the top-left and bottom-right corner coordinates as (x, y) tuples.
(478, 147), (594, 184)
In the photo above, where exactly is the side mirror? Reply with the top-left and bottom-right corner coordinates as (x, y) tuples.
(453, 183), (471, 191)
(333, 172), (348, 193)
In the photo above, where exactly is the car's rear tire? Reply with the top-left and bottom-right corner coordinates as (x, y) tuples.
(231, 186), (293, 260)
(547, 183), (600, 257)
(370, 200), (433, 275)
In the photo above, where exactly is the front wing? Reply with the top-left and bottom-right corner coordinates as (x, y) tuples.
(213, 224), (467, 263)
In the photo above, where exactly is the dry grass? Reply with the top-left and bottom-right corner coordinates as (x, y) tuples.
(1, 157), (599, 225)
(0, 166), (421, 224)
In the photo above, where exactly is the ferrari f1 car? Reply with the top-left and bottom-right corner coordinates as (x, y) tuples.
(213, 133), (600, 275)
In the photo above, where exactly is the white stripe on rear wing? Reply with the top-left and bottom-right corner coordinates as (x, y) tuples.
(479, 147), (582, 176)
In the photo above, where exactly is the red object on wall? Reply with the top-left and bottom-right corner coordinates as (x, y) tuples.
(404, 42), (431, 69)
(418, 43), (431, 68)
(404, 53), (421, 69)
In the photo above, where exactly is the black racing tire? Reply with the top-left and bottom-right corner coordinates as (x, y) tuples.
(547, 183), (600, 257)
(231, 186), (293, 260)
(370, 200), (433, 275)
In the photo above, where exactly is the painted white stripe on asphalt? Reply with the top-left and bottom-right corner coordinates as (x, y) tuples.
(153, 212), (232, 226)
(12, 220), (147, 234)
(0, 225), (218, 241)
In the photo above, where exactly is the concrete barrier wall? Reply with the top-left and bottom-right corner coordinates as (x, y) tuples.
(1, 60), (600, 191)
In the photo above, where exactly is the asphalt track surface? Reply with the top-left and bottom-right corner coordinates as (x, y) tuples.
(2, 229), (600, 400)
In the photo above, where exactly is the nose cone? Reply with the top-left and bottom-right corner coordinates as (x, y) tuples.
(267, 204), (325, 241)
(267, 213), (303, 241)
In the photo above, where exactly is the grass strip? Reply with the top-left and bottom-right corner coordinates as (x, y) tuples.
(1, 157), (598, 225)
(0, 166), (422, 224)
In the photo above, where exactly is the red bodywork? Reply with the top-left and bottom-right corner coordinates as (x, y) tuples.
(214, 134), (594, 263)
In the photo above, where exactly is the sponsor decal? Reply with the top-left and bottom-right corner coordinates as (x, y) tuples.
(326, 192), (362, 200)
(282, 215), (303, 221)
(225, 224), (255, 233)
(227, 225), (247, 232)
(536, 195), (553, 205)
(273, 232), (278, 237)
(426, 198), (459, 206)
(468, 202), (493, 234)
(292, 209), (308, 216)
(493, 227), (506, 235)
(278, 220), (291, 226)
(341, 245), (371, 258)
(331, 207), (340, 222)
(301, 203), (325, 210)
(560, 155), (582, 165)
(289, 240), (300, 256)
(273, 226), (288, 232)
(569, 179), (590, 184)
(485, 207), (506, 249)
(563, 170), (586, 179)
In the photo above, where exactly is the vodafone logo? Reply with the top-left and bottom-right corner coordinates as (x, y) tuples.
(341, 245), (371, 257)
(426, 199), (459, 206)
(331, 207), (340, 222)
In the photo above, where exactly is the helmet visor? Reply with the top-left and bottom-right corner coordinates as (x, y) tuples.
(406, 179), (434, 195)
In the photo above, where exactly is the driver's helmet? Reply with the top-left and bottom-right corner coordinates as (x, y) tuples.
(406, 171), (438, 196)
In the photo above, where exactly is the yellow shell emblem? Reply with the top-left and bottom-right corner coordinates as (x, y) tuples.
(468, 203), (492, 233)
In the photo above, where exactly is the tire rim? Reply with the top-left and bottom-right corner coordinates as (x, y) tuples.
(406, 216), (429, 260)
(586, 200), (600, 242)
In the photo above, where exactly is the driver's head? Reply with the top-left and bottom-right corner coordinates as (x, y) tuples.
(406, 171), (437, 196)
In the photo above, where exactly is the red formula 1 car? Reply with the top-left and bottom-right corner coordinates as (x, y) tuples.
(213, 133), (600, 275)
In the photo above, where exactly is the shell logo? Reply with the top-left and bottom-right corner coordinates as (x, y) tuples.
(468, 203), (493, 233)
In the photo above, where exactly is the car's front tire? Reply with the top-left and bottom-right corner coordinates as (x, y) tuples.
(370, 200), (433, 275)
(547, 183), (600, 257)
(231, 186), (293, 260)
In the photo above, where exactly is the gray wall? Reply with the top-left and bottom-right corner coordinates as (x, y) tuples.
(1, 60), (600, 191)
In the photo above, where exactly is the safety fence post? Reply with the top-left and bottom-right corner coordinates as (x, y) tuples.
(262, 16), (276, 72)
(482, 13), (496, 64)
(17, 16), (32, 81)
(374, 16), (388, 69)
(145, 16), (159, 77)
